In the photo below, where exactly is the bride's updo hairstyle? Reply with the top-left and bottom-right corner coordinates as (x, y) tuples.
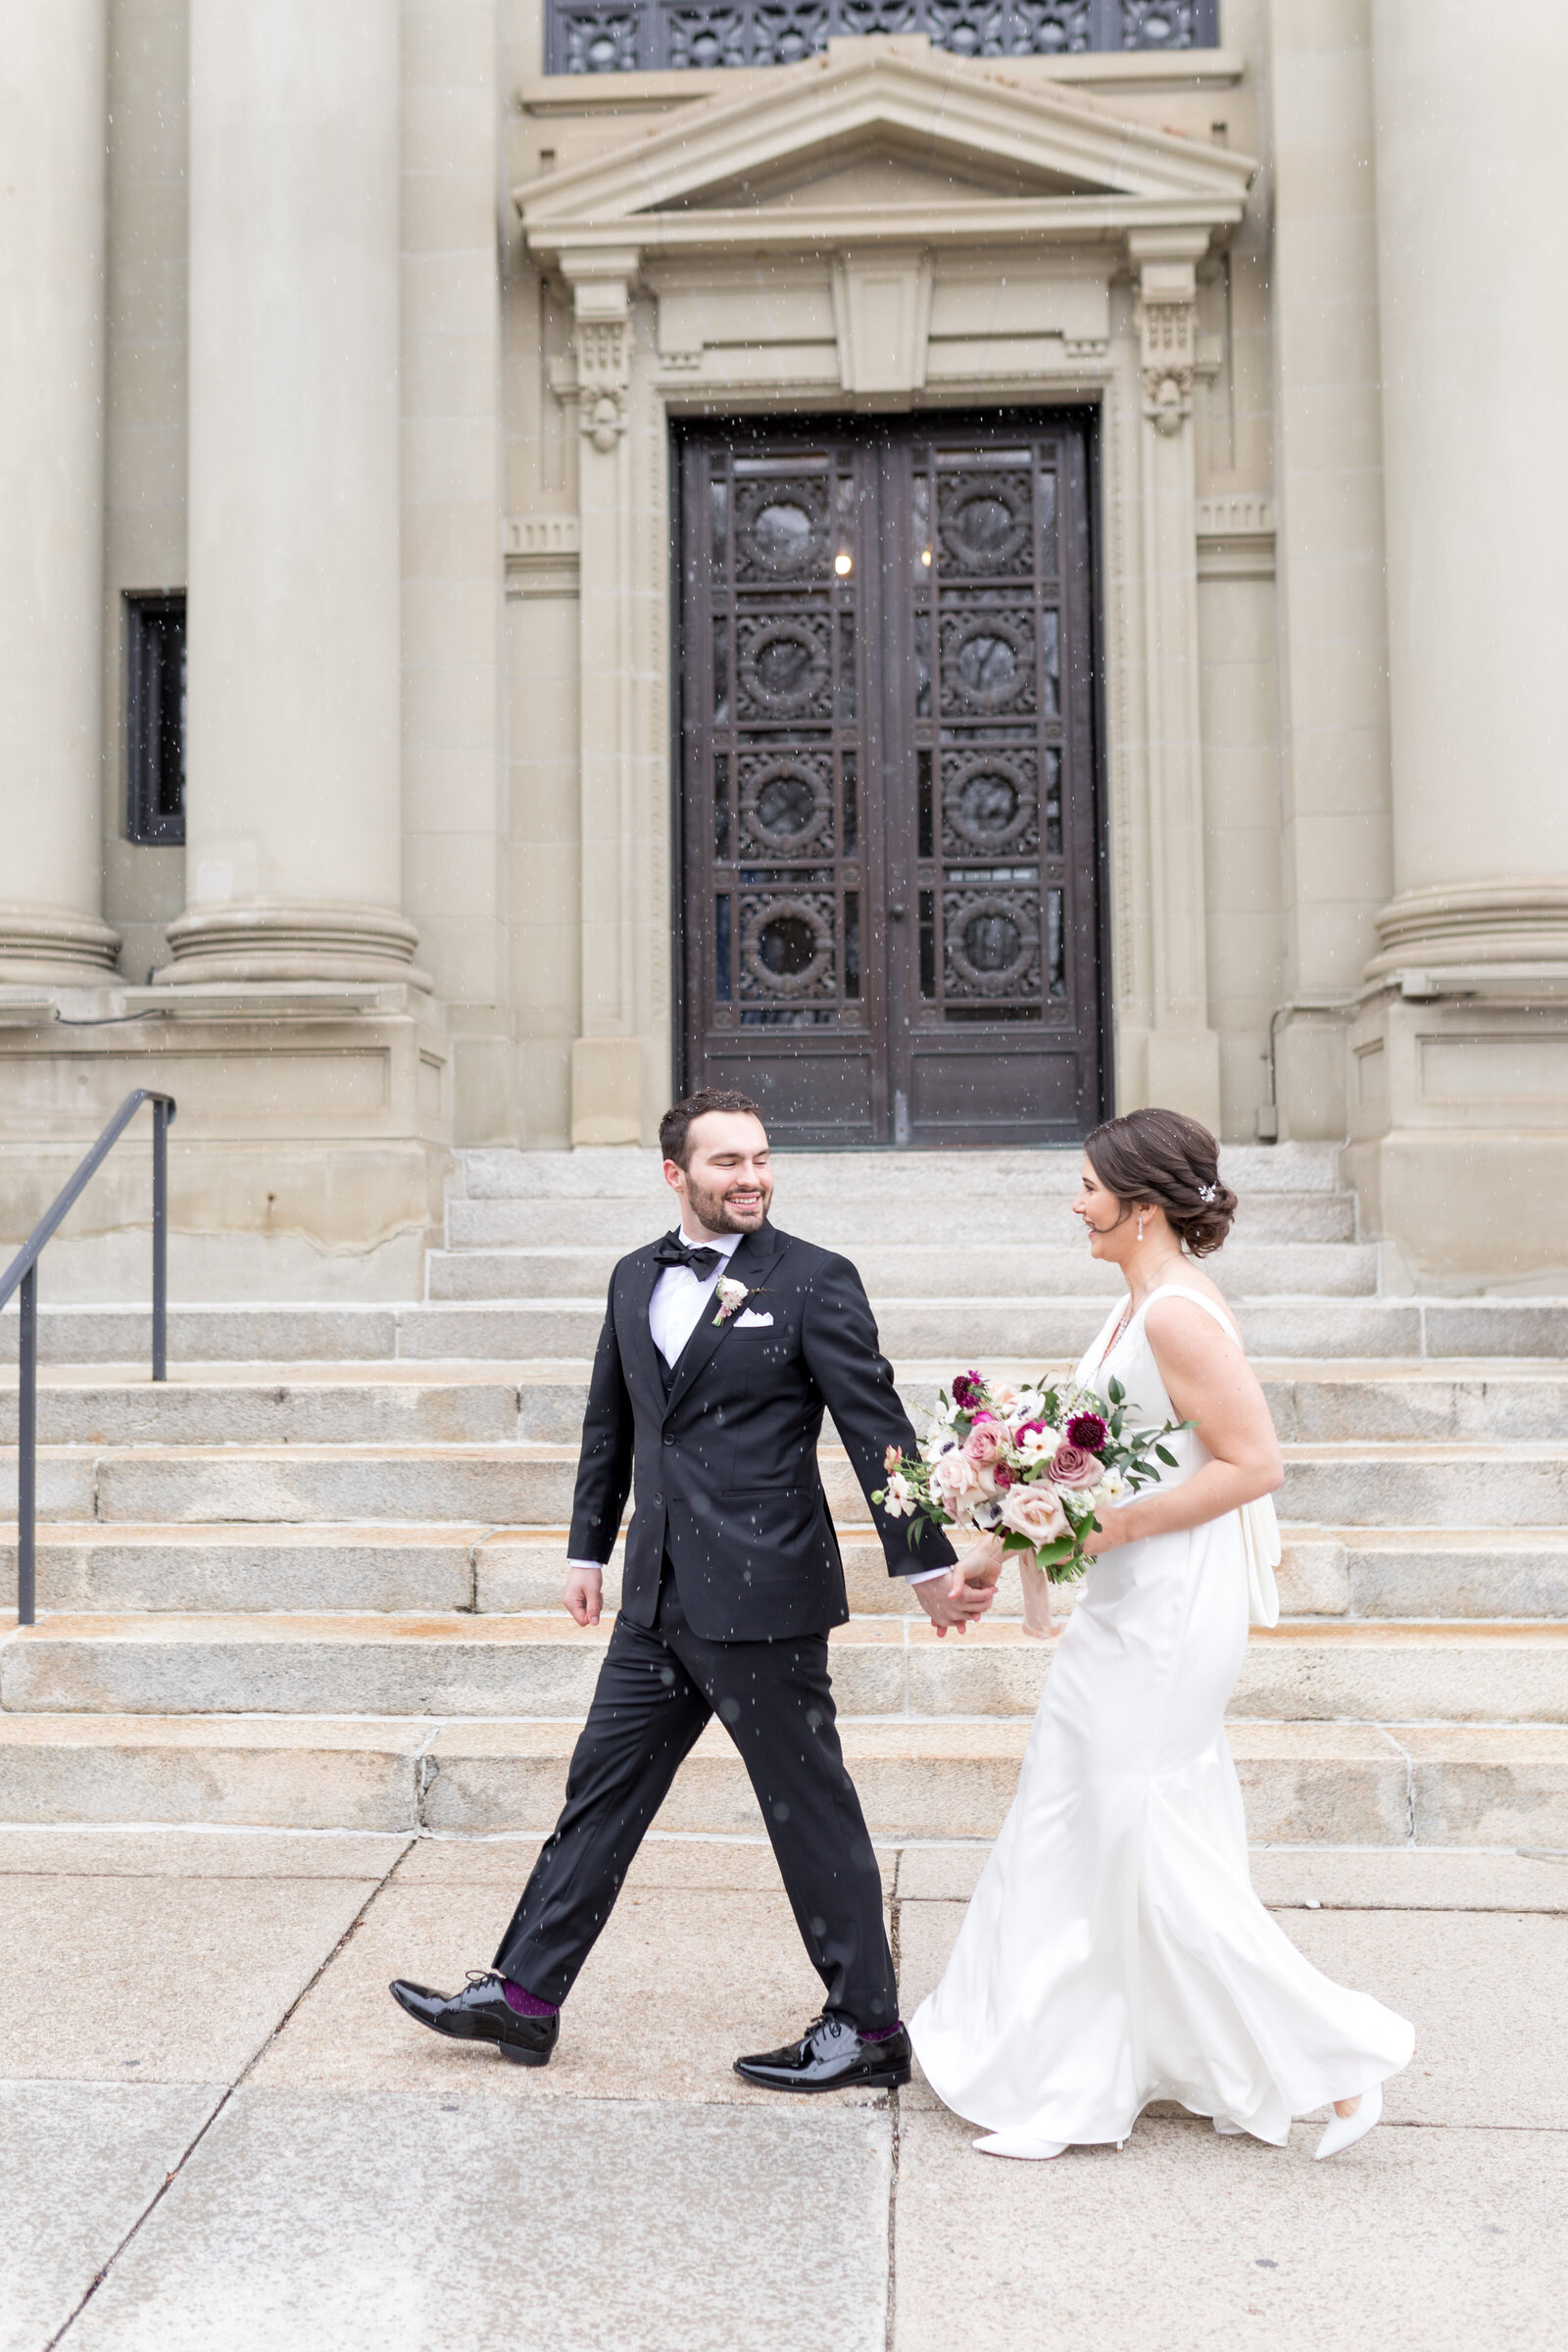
(1083, 1106), (1238, 1258)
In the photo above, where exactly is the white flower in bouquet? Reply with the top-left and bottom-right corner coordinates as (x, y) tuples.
(882, 1470), (917, 1519)
(1093, 1466), (1128, 1507)
(1014, 1424), (1060, 1466)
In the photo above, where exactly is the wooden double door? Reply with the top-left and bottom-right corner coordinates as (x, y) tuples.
(674, 413), (1106, 1147)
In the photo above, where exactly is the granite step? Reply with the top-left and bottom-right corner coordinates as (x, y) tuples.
(10, 1518), (1565, 1623)
(7, 1611), (1568, 1723)
(14, 1438), (1568, 1530)
(445, 1191), (1358, 1250)
(424, 1240), (1382, 1302)
(11, 1296), (1568, 1362)
(454, 1141), (1346, 1202)
(8, 1360), (1568, 1450)
(1, 1708), (1564, 1845)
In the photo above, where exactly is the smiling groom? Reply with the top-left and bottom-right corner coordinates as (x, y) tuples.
(391, 1090), (992, 2089)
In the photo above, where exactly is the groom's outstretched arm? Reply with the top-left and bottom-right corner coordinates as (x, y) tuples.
(567, 1278), (635, 1573)
(800, 1253), (956, 1577)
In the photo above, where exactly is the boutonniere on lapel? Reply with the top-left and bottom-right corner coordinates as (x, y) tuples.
(713, 1278), (765, 1327)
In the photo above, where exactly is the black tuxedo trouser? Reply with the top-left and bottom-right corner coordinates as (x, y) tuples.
(491, 1565), (899, 2031)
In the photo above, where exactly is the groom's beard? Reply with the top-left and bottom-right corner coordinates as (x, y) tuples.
(683, 1173), (771, 1235)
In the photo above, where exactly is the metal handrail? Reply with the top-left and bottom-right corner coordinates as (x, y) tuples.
(2, 1090), (175, 1626)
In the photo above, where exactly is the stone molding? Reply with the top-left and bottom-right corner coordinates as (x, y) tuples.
(158, 899), (432, 991)
(1196, 493), (1275, 580)
(0, 905), (122, 986)
(1365, 880), (1568, 981)
(505, 514), (580, 599)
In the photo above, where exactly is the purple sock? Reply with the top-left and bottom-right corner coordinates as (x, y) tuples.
(501, 1980), (559, 2019)
(862, 2021), (905, 2041)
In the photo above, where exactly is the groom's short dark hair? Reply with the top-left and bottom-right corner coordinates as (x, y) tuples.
(661, 1089), (765, 1169)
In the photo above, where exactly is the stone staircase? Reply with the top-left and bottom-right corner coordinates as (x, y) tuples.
(3, 1143), (1567, 1848)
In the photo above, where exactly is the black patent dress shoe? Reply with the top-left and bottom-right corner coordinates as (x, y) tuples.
(734, 2014), (911, 2094)
(388, 1970), (558, 2066)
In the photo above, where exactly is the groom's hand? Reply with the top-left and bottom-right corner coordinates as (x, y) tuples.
(564, 1566), (604, 1627)
(914, 1568), (997, 1639)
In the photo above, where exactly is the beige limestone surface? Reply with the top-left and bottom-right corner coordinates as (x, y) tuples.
(5, 1827), (1563, 2349)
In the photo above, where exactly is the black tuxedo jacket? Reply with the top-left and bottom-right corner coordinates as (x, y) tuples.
(567, 1220), (955, 1641)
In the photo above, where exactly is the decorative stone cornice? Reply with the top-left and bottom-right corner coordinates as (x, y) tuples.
(1364, 880), (1568, 981)
(516, 42), (1254, 270)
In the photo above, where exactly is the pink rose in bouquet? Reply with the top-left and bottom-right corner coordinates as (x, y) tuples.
(962, 1418), (1007, 1470)
(998, 1483), (1068, 1547)
(1051, 1441), (1102, 1489)
(930, 1447), (988, 1518)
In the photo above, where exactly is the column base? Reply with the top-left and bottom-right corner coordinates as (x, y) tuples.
(158, 899), (431, 990)
(0, 990), (452, 1302)
(1345, 983), (1568, 1292)
(1365, 878), (1568, 980)
(0, 904), (122, 986)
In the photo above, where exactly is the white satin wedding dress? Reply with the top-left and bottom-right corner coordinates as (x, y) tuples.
(909, 1285), (1414, 2147)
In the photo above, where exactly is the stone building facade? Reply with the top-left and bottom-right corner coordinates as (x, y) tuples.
(1, 0), (1563, 1297)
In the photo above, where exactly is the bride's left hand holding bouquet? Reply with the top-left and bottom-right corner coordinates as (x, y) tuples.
(873, 1368), (1189, 1640)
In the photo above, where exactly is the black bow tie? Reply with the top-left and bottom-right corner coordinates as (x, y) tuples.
(652, 1232), (726, 1280)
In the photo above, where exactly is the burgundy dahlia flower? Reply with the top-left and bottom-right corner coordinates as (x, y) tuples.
(1065, 1410), (1109, 1454)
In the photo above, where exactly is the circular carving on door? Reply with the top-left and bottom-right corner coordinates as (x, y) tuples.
(738, 617), (831, 715)
(938, 471), (1032, 574)
(945, 894), (1039, 997)
(740, 895), (835, 1000)
(734, 478), (830, 579)
(739, 755), (833, 855)
(940, 608), (1034, 713)
(943, 752), (1037, 854)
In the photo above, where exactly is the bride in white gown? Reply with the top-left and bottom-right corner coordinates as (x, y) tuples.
(908, 1107), (1413, 2162)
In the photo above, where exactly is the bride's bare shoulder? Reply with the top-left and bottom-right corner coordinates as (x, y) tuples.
(1142, 1271), (1236, 1344)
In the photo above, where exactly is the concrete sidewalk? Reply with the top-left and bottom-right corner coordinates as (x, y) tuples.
(3, 1830), (1565, 2351)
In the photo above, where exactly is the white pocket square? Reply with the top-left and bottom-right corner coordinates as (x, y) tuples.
(734, 1308), (774, 1327)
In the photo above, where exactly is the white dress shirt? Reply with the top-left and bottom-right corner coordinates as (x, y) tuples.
(648, 1227), (742, 1365)
(569, 1221), (945, 1584)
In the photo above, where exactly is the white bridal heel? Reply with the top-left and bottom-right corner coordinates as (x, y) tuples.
(972, 2132), (1069, 2161)
(1314, 2080), (1382, 2160)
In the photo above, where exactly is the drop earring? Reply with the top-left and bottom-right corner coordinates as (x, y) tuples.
(1136, 1211), (1146, 1244)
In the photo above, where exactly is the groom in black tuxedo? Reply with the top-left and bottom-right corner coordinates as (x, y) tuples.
(392, 1089), (993, 2088)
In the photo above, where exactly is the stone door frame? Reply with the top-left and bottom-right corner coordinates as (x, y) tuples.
(516, 39), (1255, 1143)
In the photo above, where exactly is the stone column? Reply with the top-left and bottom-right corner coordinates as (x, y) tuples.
(1347, 1), (1568, 1288)
(563, 250), (644, 1143)
(163, 0), (422, 986)
(0, 0), (121, 983)
(1130, 229), (1221, 1135)
(1366, 0), (1568, 980)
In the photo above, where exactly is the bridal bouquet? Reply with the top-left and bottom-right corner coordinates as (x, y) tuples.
(873, 1368), (1189, 1589)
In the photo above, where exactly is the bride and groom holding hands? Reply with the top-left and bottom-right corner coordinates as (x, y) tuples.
(392, 1089), (1411, 2161)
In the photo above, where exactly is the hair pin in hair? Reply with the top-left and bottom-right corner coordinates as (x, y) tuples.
(1199, 1183), (1218, 1203)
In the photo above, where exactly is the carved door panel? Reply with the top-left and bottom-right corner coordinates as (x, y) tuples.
(676, 416), (1104, 1146)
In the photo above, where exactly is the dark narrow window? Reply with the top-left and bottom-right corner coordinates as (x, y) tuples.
(125, 592), (186, 845)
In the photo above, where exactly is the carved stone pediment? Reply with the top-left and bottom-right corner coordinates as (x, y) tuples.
(515, 37), (1255, 262)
